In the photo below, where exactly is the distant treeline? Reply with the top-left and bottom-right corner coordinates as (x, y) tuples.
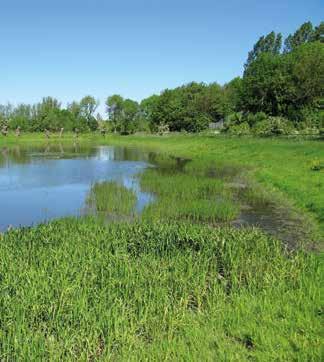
(1, 21), (323, 136)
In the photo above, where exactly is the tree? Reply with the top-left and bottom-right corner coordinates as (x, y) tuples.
(140, 95), (159, 122)
(287, 42), (324, 107)
(105, 95), (140, 134)
(284, 22), (314, 53)
(223, 77), (243, 114)
(149, 82), (217, 132)
(105, 95), (124, 121)
(244, 31), (282, 71)
(79, 96), (98, 130)
(312, 22), (324, 43)
(242, 52), (292, 115)
(241, 41), (324, 119)
(119, 99), (139, 134)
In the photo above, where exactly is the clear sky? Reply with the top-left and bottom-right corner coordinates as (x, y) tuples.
(0, 0), (322, 114)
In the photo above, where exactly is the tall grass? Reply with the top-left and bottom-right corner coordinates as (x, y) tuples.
(0, 218), (321, 360)
(0, 134), (322, 360)
(86, 181), (137, 218)
(140, 168), (239, 223)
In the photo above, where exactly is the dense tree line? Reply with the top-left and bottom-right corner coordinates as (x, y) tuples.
(105, 21), (323, 135)
(0, 96), (99, 133)
(1, 21), (323, 136)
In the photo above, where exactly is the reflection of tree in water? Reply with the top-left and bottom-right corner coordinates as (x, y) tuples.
(0, 144), (155, 167)
(112, 147), (150, 162)
(0, 146), (32, 165)
(0, 147), (9, 167)
(147, 153), (191, 174)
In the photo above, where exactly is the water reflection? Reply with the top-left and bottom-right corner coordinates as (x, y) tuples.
(0, 145), (153, 231)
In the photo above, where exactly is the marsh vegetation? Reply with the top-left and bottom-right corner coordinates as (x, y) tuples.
(0, 133), (322, 360)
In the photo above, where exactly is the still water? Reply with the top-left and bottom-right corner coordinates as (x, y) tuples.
(0, 144), (153, 231)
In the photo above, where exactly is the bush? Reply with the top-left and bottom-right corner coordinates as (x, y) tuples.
(252, 119), (273, 137)
(246, 112), (267, 127)
(252, 116), (295, 136)
(269, 116), (295, 135)
(227, 121), (251, 135)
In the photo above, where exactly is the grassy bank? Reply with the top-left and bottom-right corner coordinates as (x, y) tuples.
(0, 133), (323, 360)
(1, 133), (323, 232)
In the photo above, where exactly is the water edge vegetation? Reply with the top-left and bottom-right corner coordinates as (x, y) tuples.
(0, 133), (323, 360)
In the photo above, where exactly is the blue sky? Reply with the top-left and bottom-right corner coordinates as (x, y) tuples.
(0, 0), (322, 114)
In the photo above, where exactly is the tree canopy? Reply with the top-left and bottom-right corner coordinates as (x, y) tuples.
(1, 20), (322, 136)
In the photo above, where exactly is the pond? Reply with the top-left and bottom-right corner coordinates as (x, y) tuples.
(0, 143), (312, 247)
(0, 144), (154, 231)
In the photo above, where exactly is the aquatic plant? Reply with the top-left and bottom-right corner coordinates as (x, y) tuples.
(86, 181), (137, 217)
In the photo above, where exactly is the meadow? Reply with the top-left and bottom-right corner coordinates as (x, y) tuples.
(0, 133), (323, 360)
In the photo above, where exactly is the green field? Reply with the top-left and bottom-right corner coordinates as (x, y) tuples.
(0, 133), (323, 360)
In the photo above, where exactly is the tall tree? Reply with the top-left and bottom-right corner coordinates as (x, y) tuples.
(244, 31), (282, 71)
(312, 22), (324, 43)
(105, 95), (124, 120)
(79, 96), (98, 130)
(80, 96), (98, 121)
(284, 21), (314, 53)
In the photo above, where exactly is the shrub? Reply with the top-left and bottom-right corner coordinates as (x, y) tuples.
(269, 116), (295, 135)
(227, 121), (251, 135)
(246, 112), (267, 127)
(252, 116), (295, 136)
(252, 119), (273, 137)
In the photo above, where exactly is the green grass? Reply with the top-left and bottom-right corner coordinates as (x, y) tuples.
(0, 219), (321, 360)
(86, 181), (137, 218)
(95, 134), (324, 238)
(140, 168), (239, 223)
(0, 133), (323, 360)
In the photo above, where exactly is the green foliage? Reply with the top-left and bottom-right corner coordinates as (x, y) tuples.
(0, 21), (322, 136)
(242, 42), (324, 120)
(147, 82), (226, 132)
(284, 21), (317, 52)
(79, 96), (99, 131)
(312, 21), (324, 43)
(225, 114), (296, 137)
(284, 22), (312, 52)
(105, 95), (140, 134)
(320, 128), (324, 139)
(227, 121), (251, 136)
(0, 97), (98, 133)
(245, 31), (282, 71)
(223, 77), (244, 113)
